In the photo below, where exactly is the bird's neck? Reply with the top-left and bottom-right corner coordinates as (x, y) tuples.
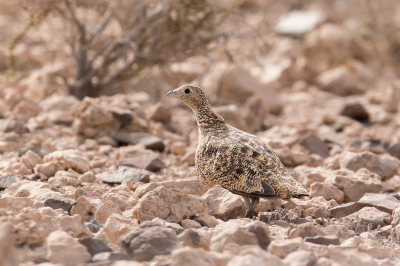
(193, 104), (228, 134)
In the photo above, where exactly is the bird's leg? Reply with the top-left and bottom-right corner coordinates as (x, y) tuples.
(244, 196), (259, 218)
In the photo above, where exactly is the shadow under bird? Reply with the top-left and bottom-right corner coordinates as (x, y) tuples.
(167, 85), (309, 218)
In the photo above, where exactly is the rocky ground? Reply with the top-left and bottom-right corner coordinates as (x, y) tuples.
(1, 1), (400, 266)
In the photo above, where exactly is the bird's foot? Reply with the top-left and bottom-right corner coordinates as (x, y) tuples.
(245, 209), (258, 219)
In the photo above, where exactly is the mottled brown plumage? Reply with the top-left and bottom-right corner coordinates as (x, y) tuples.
(167, 85), (309, 217)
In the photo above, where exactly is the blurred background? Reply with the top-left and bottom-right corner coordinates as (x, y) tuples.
(0, 0), (400, 170)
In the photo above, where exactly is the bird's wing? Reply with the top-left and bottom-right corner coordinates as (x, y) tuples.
(197, 135), (278, 197)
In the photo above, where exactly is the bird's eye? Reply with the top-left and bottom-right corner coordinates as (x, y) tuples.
(184, 88), (190, 94)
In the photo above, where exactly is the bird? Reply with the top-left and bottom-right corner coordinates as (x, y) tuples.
(167, 85), (309, 218)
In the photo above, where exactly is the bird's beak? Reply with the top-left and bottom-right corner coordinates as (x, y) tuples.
(166, 90), (176, 96)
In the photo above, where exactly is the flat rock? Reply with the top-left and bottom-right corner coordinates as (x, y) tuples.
(113, 132), (165, 151)
(0, 176), (16, 190)
(329, 202), (370, 218)
(121, 222), (184, 261)
(102, 166), (150, 184)
(118, 156), (165, 172)
(342, 207), (392, 233)
(132, 186), (206, 223)
(339, 151), (398, 180)
(78, 237), (112, 256)
(299, 132), (329, 158)
(37, 194), (76, 213)
(201, 185), (246, 221)
(304, 235), (340, 245)
(358, 193), (399, 214)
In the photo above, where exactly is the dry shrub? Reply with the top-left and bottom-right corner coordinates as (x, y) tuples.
(11, 0), (237, 99)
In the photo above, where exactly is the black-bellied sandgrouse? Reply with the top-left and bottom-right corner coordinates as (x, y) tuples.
(167, 85), (309, 218)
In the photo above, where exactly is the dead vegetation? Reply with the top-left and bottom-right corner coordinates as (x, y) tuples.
(9, 0), (237, 99)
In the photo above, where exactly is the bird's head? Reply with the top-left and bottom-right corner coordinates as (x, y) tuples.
(166, 85), (209, 110)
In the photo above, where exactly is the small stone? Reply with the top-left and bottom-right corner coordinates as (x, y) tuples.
(170, 142), (187, 155)
(304, 235), (340, 245)
(192, 215), (219, 228)
(44, 150), (90, 174)
(34, 161), (65, 180)
(46, 231), (91, 265)
(92, 252), (131, 262)
(121, 222), (184, 261)
(228, 246), (284, 266)
(288, 223), (327, 238)
(95, 200), (122, 224)
(102, 166), (150, 184)
(268, 237), (303, 258)
(0, 176), (16, 189)
(113, 132), (165, 151)
(299, 132), (329, 158)
(70, 197), (98, 222)
(310, 182), (344, 203)
(132, 186), (206, 223)
(176, 229), (209, 250)
(210, 221), (259, 252)
(282, 250), (317, 266)
(17, 146), (43, 158)
(78, 237), (112, 256)
(311, 208), (330, 219)
(78, 171), (96, 184)
(84, 219), (104, 233)
(181, 219), (202, 229)
(340, 103), (370, 121)
(171, 246), (230, 266)
(21, 150), (43, 170)
(201, 185), (246, 221)
(118, 156), (165, 172)
(321, 225), (355, 239)
(37, 194), (76, 213)
(135, 178), (208, 198)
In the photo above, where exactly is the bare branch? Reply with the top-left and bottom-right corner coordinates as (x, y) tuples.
(87, 0), (117, 43)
